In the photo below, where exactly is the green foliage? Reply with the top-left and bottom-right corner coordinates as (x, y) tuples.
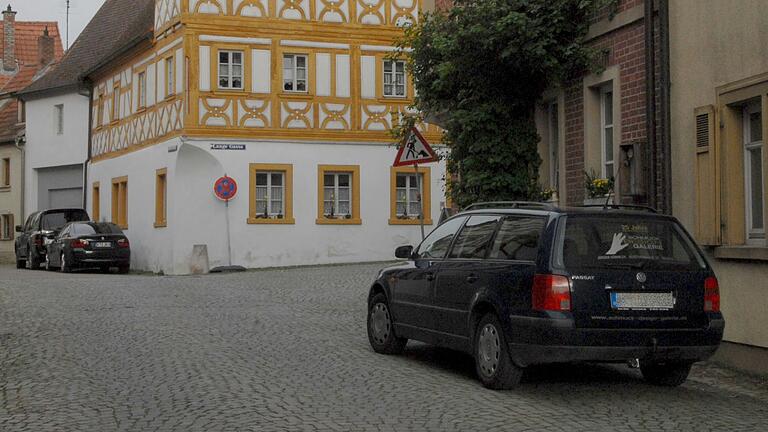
(396, 0), (607, 208)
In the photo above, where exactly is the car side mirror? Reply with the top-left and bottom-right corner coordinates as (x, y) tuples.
(15, 225), (22, 233)
(395, 245), (414, 260)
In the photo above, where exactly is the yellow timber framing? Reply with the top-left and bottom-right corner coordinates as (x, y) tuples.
(155, 168), (168, 228)
(248, 163), (295, 224)
(389, 165), (433, 226)
(89, 33), (186, 163)
(714, 73), (768, 247)
(90, 3), (447, 162)
(316, 165), (362, 225)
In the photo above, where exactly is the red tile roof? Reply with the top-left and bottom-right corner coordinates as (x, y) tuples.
(0, 97), (20, 142)
(0, 21), (64, 67)
(0, 18), (64, 143)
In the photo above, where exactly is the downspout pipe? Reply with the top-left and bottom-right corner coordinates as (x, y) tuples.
(82, 81), (93, 212)
(644, 0), (658, 211)
(659, 0), (673, 214)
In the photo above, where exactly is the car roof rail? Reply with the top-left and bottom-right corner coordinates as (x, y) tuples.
(578, 204), (658, 213)
(463, 201), (558, 212)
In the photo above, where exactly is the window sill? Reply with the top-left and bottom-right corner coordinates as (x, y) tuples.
(316, 217), (362, 225)
(0, 238), (13, 242)
(154, 222), (167, 228)
(713, 245), (768, 262)
(118, 224), (128, 230)
(389, 218), (433, 226)
(0, 186), (10, 192)
(247, 217), (295, 225)
(280, 92), (312, 100)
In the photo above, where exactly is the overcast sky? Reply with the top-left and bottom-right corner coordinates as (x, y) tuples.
(14, 0), (105, 50)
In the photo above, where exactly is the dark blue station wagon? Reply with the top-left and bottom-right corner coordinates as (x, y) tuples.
(366, 203), (725, 389)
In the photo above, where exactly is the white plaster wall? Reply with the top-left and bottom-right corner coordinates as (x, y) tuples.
(24, 91), (90, 215)
(88, 138), (178, 273)
(89, 138), (447, 275)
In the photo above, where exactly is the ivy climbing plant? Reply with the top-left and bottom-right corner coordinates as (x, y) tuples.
(394, 0), (611, 208)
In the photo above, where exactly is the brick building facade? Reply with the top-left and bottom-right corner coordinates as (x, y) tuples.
(538, 0), (668, 211)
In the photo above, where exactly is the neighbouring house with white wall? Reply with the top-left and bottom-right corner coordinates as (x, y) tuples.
(17, 0), (155, 218)
(51, 0), (445, 275)
(0, 4), (63, 262)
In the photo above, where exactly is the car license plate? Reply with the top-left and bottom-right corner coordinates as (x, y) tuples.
(95, 242), (112, 248)
(610, 292), (675, 311)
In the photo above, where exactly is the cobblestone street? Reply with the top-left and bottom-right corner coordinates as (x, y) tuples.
(1, 263), (767, 431)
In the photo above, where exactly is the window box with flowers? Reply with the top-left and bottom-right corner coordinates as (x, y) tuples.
(584, 170), (614, 205)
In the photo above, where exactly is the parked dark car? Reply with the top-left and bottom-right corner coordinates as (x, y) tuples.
(15, 208), (90, 269)
(367, 202), (724, 389)
(44, 222), (131, 273)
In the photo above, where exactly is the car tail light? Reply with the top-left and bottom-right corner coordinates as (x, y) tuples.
(704, 276), (720, 312)
(532, 274), (572, 312)
(117, 238), (130, 248)
(70, 239), (88, 248)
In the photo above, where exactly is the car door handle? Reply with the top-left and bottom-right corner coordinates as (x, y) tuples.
(466, 274), (479, 283)
(426, 273), (435, 281)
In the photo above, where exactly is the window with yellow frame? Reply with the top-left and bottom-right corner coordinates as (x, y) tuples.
(111, 176), (128, 229)
(92, 182), (100, 222)
(248, 163), (295, 224)
(317, 165), (361, 225)
(155, 168), (167, 228)
(390, 166), (432, 225)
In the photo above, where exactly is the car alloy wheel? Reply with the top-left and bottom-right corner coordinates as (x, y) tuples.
(477, 323), (501, 378)
(370, 302), (392, 345)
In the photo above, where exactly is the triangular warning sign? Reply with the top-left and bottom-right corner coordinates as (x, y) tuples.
(394, 127), (438, 167)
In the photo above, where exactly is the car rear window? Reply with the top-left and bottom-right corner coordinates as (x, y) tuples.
(72, 223), (123, 236)
(41, 210), (90, 230)
(555, 215), (706, 270)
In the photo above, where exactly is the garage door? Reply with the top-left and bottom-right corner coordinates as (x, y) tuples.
(48, 188), (83, 209)
(37, 164), (83, 211)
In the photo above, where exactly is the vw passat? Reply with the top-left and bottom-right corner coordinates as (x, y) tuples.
(366, 202), (724, 389)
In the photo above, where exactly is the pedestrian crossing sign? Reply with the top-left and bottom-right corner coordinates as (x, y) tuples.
(393, 127), (438, 167)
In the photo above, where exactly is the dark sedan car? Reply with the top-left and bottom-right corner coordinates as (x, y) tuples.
(367, 202), (724, 389)
(45, 222), (131, 273)
(15, 208), (90, 269)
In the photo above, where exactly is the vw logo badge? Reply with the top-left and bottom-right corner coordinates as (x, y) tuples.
(636, 272), (647, 283)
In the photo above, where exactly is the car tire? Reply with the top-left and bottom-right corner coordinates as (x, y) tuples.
(474, 313), (523, 390)
(118, 265), (130, 274)
(100, 266), (111, 274)
(640, 361), (693, 387)
(60, 252), (71, 273)
(15, 249), (25, 269)
(28, 250), (42, 270)
(367, 293), (407, 355)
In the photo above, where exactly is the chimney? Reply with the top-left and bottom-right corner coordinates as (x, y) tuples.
(3, 4), (16, 72)
(38, 26), (54, 66)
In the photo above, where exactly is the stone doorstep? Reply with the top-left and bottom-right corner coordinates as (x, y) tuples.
(711, 341), (768, 377)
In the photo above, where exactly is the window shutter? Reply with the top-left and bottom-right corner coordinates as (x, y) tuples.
(694, 105), (720, 245)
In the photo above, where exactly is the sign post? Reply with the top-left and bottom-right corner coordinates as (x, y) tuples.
(394, 127), (439, 240)
(212, 175), (245, 273)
